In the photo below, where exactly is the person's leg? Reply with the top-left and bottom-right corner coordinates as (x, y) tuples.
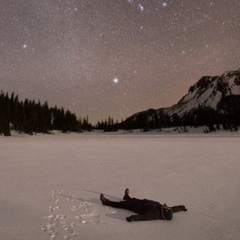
(100, 194), (133, 210)
(123, 188), (141, 203)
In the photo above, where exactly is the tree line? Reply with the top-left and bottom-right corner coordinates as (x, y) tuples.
(119, 95), (240, 132)
(1, 90), (239, 136)
(0, 91), (92, 136)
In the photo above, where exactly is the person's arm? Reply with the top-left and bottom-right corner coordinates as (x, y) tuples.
(171, 205), (187, 213)
(126, 211), (158, 222)
(126, 214), (146, 222)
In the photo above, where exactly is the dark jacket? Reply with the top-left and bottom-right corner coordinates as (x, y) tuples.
(127, 199), (173, 222)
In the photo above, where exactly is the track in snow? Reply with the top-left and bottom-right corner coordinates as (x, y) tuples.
(41, 190), (116, 240)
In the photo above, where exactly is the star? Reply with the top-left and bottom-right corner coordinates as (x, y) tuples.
(162, 2), (168, 8)
(113, 78), (119, 84)
(0, 0), (239, 124)
(139, 4), (145, 13)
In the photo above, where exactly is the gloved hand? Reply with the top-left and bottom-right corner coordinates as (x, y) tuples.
(181, 205), (187, 211)
(126, 216), (134, 222)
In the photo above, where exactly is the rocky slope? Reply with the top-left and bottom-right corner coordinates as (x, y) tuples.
(165, 69), (240, 116)
(123, 68), (240, 128)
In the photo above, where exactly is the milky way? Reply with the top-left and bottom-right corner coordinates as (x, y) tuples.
(0, 0), (239, 123)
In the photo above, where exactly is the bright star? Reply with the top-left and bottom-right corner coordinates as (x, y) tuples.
(113, 78), (119, 84)
(162, 2), (168, 7)
(139, 4), (144, 12)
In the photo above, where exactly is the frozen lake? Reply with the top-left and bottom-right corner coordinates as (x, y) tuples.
(1, 132), (240, 240)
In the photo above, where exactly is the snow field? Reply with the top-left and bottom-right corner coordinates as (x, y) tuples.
(0, 133), (240, 240)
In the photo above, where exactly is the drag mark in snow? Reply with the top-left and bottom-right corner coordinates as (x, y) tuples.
(41, 190), (107, 240)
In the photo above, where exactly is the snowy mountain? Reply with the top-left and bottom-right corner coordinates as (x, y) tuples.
(165, 68), (240, 116)
(122, 68), (240, 128)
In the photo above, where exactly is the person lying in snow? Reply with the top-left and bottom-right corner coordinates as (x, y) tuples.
(100, 188), (187, 222)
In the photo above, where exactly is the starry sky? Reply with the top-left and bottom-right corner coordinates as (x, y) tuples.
(0, 0), (240, 123)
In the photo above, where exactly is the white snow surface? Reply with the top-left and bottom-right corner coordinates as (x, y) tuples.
(166, 80), (222, 116)
(229, 76), (240, 94)
(1, 132), (240, 240)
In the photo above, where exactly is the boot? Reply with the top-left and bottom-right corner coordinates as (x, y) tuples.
(123, 188), (130, 201)
(100, 194), (109, 205)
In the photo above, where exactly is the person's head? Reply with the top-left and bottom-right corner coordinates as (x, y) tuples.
(163, 204), (173, 220)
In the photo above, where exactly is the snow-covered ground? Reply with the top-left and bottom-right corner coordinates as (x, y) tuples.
(1, 132), (240, 240)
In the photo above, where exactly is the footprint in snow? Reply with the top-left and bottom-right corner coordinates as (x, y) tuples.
(41, 190), (107, 239)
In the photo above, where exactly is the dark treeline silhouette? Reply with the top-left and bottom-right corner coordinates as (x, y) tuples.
(0, 91), (92, 136)
(1, 90), (240, 136)
(95, 116), (119, 132)
(119, 95), (240, 132)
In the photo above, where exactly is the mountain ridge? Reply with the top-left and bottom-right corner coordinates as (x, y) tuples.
(122, 68), (240, 130)
(164, 68), (240, 116)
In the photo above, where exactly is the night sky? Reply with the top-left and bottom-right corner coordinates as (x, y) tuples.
(1, 0), (239, 123)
